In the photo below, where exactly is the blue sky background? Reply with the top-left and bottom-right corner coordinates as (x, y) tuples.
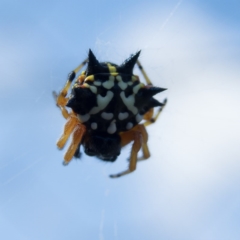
(0, 0), (240, 239)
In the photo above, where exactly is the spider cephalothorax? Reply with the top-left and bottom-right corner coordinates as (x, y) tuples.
(54, 49), (167, 178)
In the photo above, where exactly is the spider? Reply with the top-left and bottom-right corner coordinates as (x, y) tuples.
(53, 49), (167, 178)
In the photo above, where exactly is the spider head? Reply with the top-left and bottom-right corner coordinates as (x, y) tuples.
(83, 132), (121, 162)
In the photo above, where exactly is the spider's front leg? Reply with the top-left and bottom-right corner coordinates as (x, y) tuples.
(136, 59), (167, 126)
(110, 124), (149, 178)
(53, 58), (88, 119)
(54, 59), (88, 163)
(62, 123), (86, 164)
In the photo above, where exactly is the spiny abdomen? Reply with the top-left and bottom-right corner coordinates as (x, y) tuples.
(67, 72), (165, 134)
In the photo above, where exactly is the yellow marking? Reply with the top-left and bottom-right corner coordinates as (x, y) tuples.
(111, 72), (118, 76)
(107, 63), (117, 75)
(131, 75), (139, 81)
(73, 83), (79, 88)
(85, 75), (94, 81)
(77, 75), (85, 84)
(82, 83), (90, 88)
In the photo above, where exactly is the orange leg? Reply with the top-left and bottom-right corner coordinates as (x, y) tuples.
(53, 91), (70, 119)
(54, 58), (88, 162)
(110, 130), (142, 178)
(53, 58), (88, 119)
(57, 115), (78, 149)
(110, 124), (150, 178)
(134, 124), (150, 160)
(63, 123), (86, 164)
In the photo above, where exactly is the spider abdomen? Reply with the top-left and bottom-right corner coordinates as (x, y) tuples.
(67, 70), (164, 134)
(67, 73), (142, 133)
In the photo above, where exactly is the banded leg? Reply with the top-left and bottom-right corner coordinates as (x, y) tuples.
(137, 60), (167, 126)
(137, 60), (152, 85)
(53, 58), (88, 118)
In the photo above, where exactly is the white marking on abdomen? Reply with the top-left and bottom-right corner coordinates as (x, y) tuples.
(133, 83), (144, 94)
(116, 75), (122, 81)
(91, 122), (97, 130)
(89, 91), (114, 114)
(135, 113), (143, 123)
(107, 120), (117, 134)
(101, 112), (114, 120)
(102, 76), (115, 89)
(93, 81), (101, 86)
(120, 92), (138, 114)
(77, 113), (90, 123)
(118, 81), (127, 90)
(126, 122), (133, 130)
(89, 85), (97, 94)
(118, 112), (129, 120)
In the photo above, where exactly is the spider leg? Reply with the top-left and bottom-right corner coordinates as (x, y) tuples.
(137, 60), (167, 126)
(53, 91), (70, 119)
(136, 60), (152, 85)
(63, 123), (86, 164)
(56, 114), (79, 149)
(133, 124), (150, 161)
(53, 58), (88, 119)
(110, 124), (149, 178)
(143, 98), (167, 127)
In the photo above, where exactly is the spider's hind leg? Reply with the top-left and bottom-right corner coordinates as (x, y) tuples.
(110, 124), (149, 178)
